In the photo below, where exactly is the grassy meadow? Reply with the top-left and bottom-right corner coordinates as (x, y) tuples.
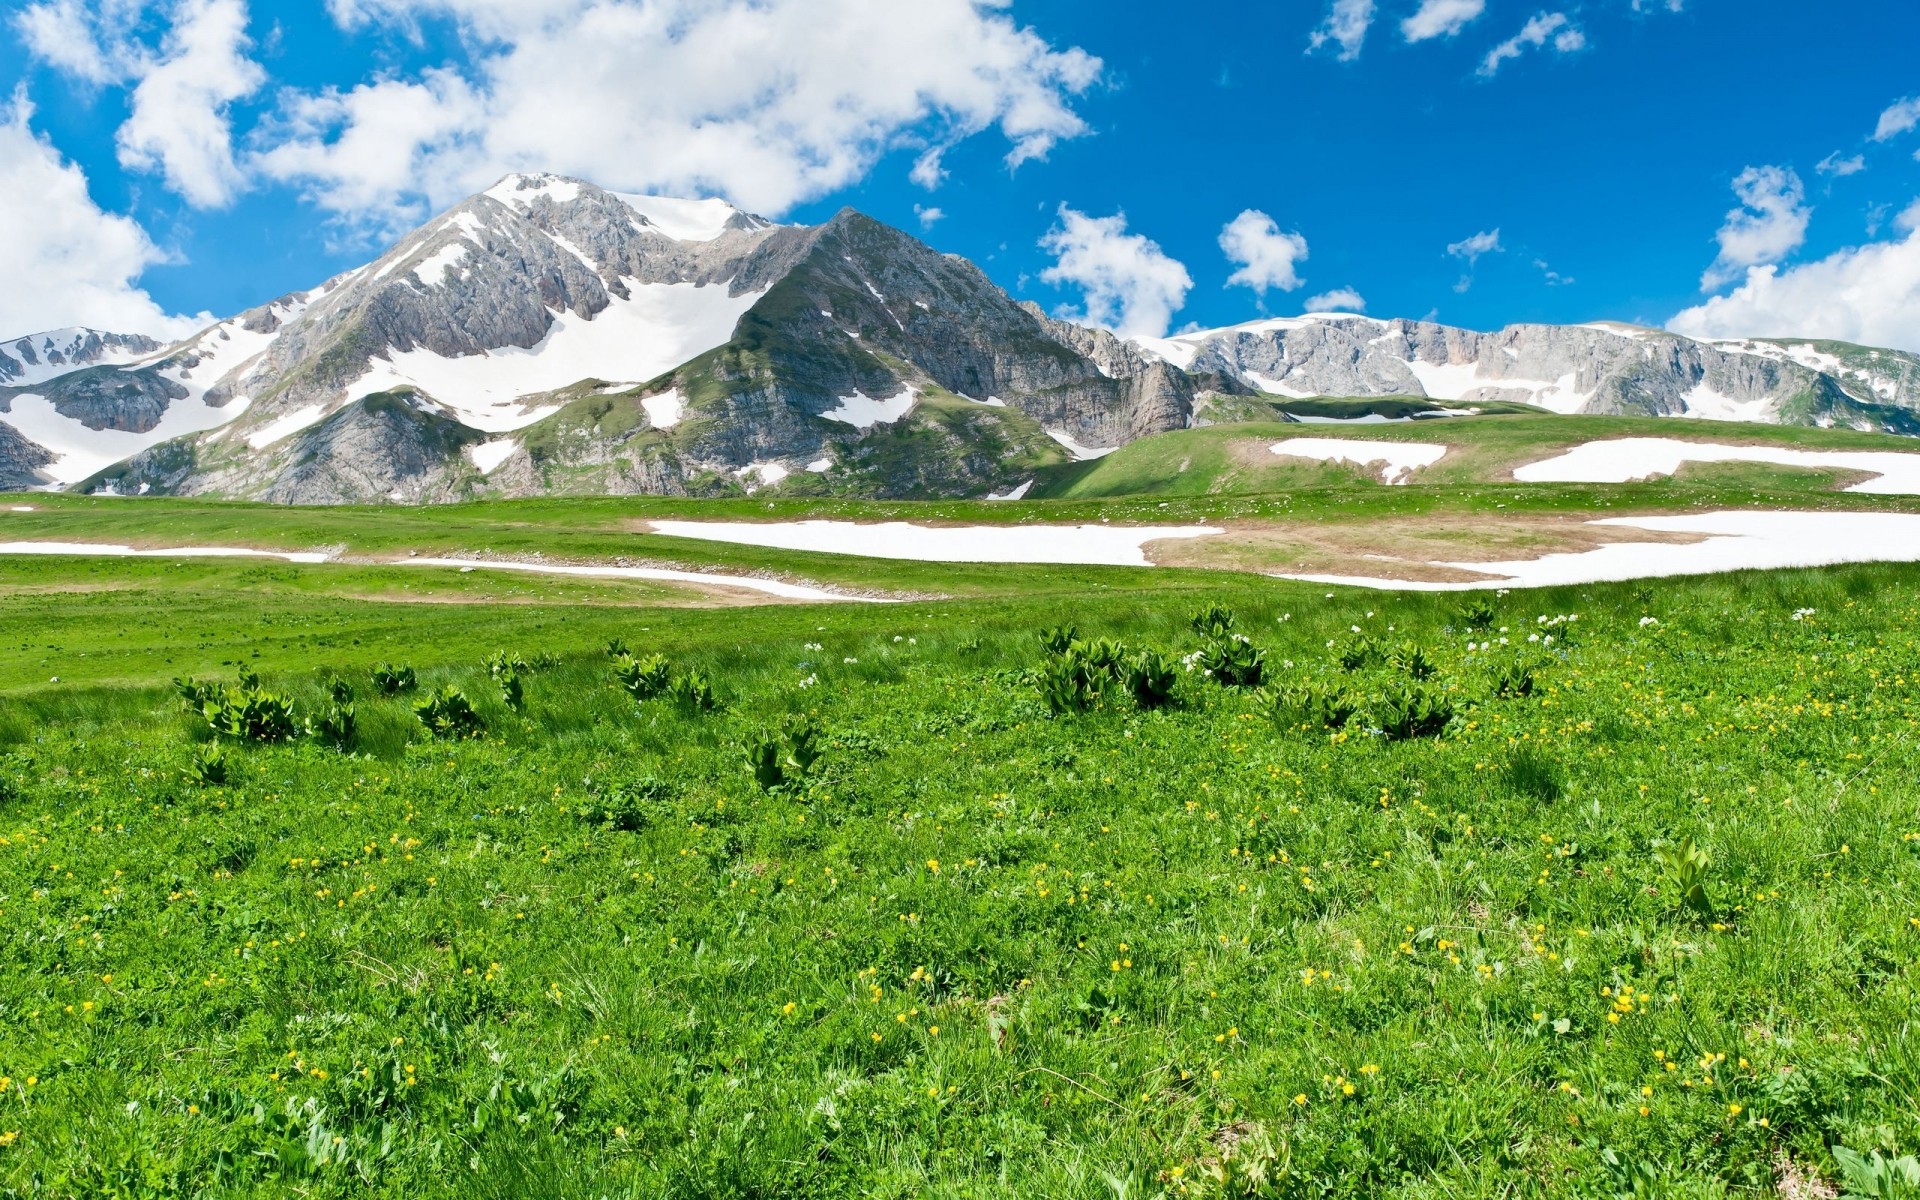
(2, 526), (1919, 1196)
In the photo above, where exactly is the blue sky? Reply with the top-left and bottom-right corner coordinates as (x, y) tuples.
(4, 0), (1920, 349)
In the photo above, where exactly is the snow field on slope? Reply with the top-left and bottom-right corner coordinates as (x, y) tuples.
(0, 392), (251, 485)
(1269, 437), (1448, 484)
(648, 520), (1222, 566)
(1286, 511), (1920, 591)
(1512, 438), (1920, 493)
(346, 282), (764, 433)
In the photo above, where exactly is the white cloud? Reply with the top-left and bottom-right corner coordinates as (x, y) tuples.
(1817, 151), (1866, 178)
(1630, 0), (1683, 11)
(0, 89), (206, 339)
(259, 0), (1101, 231)
(1534, 259), (1573, 286)
(11, 0), (144, 86)
(1873, 96), (1920, 142)
(1447, 228), (1502, 264)
(1669, 203), (1920, 352)
(1304, 287), (1366, 312)
(1401, 0), (1485, 43)
(108, 0), (265, 208)
(1701, 165), (1809, 291)
(913, 204), (945, 230)
(1479, 12), (1583, 76)
(1039, 205), (1192, 340)
(1307, 0), (1376, 61)
(1219, 209), (1309, 295)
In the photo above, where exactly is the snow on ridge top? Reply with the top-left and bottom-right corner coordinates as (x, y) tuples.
(484, 173), (584, 207)
(614, 193), (757, 243)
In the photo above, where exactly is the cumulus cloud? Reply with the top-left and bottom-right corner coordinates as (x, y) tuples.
(1219, 209), (1309, 295)
(1447, 228), (1502, 264)
(256, 0), (1102, 233)
(1307, 0), (1376, 61)
(1039, 205), (1192, 340)
(1816, 151), (1866, 178)
(1873, 96), (1920, 142)
(1479, 12), (1584, 77)
(11, 0), (144, 86)
(1401, 0), (1485, 43)
(114, 0), (265, 208)
(913, 204), (945, 230)
(0, 89), (206, 338)
(1669, 202), (1920, 352)
(1701, 165), (1809, 291)
(1630, 0), (1683, 11)
(1304, 287), (1366, 312)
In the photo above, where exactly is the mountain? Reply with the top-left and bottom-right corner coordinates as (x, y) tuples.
(1138, 315), (1920, 433)
(5, 174), (1920, 503)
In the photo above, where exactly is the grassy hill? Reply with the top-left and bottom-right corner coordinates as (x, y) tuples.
(1033, 412), (1920, 500)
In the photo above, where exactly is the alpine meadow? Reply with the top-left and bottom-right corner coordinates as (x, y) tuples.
(7, 1), (1920, 1196)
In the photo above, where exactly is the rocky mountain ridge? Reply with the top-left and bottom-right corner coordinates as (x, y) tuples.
(4, 174), (1920, 501)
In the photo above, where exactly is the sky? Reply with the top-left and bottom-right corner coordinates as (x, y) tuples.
(3, 0), (1919, 351)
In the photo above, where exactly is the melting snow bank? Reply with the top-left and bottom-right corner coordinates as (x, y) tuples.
(0, 542), (331, 563)
(1286, 511), (1920, 591)
(405, 557), (885, 603)
(649, 520), (1221, 566)
(1513, 438), (1920, 494)
(1270, 438), (1448, 485)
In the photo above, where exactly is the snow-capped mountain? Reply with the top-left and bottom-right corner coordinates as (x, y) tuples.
(1138, 315), (1920, 431)
(7, 173), (1920, 502)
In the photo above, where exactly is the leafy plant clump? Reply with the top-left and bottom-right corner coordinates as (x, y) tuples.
(612, 653), (672, 702)
(371, 663), (418, 696)
(743, 716), (827, 792)
(1373, 680), (1454, 741)
(306, 679), (356, 748)
(414, 685), (483, 739)
(181, 742), (229, 787)
(667, 669), (719, 713)
(1269, 680), (1360, 731)
(1194, 635), (1265, 688)
(175, 672), (301, 744)
(575, 776), (672, 832)
(1122, 649), (1179, 710)
(1654, 836), (1717, 921)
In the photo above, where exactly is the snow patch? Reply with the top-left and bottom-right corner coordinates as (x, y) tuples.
(822, 388), (919, 430)
(468, 438), (519, 474)
(985, 480), (1034, 501)
(1269, 437), (1448, 485)
(1679, 384), (1776, 423)
(486, 174), (582, 207)
(641, 391), (686, 430)
(1045, 429), (1118, 460)
(1244, 371), (1315, 399)
(245, 404), (328, 449)
(648, 520), (1221, 566)
(0, 541), (330, 563)
(412, 244), (468, 287)
(1513, 437), (1920, 493)
(1287, 512), (1920, 591)
(1, 392), (250, 485)
(406, 556), (880, 603)
(346, 282), (762, 433)
(614, 194), (749, 242)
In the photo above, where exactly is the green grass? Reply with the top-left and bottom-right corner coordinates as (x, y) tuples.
(1033, 413), (1920, 500)
(2, 536), (1919, 1196)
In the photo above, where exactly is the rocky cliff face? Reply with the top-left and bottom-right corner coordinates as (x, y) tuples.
(0, 329), (159, 388)
(1139, 315), (1920, 430)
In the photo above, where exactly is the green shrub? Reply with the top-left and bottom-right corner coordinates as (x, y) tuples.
(612, 653), (672, 702)
(1189, 604), (1235, 640)
(1391, 642), (1439, 681)
(1373, 681), (1453, 741)
(1459, 598), (1497, 631)
(371, 664), (417, 696)
(202, 682), (301, 744)
(182, 743), (229, 787)
(1039, 624), (1079, 656)
(486, 650), (530, 679)
(1335, 632), (1383, 672)
(414, 685), (483, 739)
(1654, 837), (1717, 921)
(605, 638), (631, 658)
(1196, 636), (1264, 688)
(1270, 680), (1360, 731)
(576, 777), (671, 831)
(742, 716), (827, 791)
(1832, 1147), (1920, 1197)
(1487, 659), (1538, 699)
(668, 670), (719, 713)
(1122, 650), (1178, 710)
(743, 731), (787, 791)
